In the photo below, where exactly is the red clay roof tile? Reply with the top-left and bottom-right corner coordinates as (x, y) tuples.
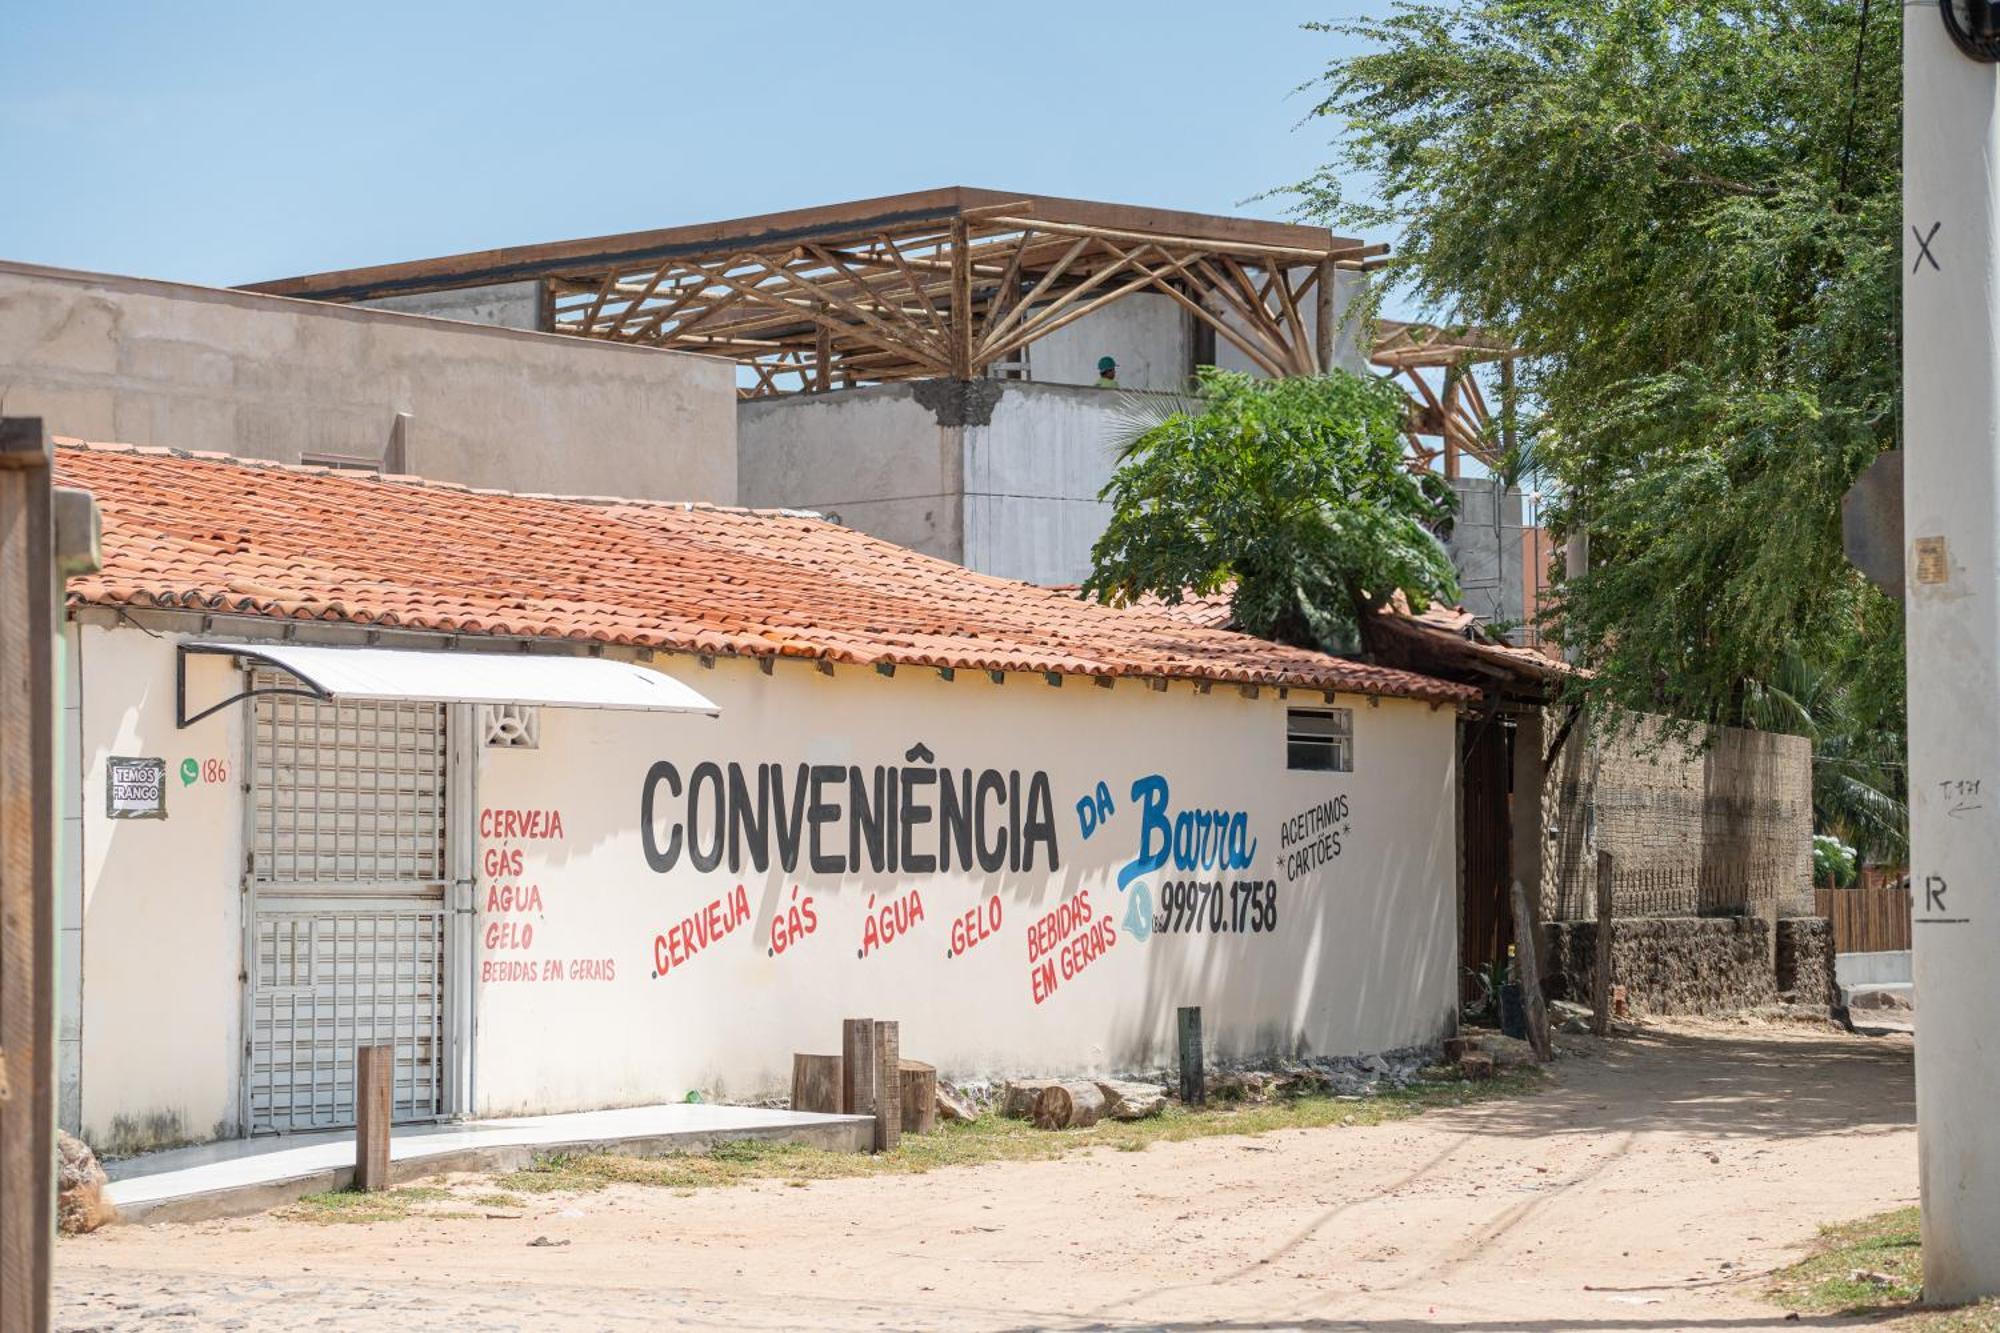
(54, 442), (1478, 706)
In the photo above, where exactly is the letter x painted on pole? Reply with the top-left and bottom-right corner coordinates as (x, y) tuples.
(1914, 221), (1943, 273)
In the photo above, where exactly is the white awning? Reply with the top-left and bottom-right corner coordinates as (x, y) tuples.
(181, 641), (719, 716)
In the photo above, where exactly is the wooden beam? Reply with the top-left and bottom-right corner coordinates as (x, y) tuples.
(981, 250), (1163, 364)
(1139, 248), (1294, 378)
(977, 235), (1092, 351)
(805, 242), (952, 363)
(700, 251), (950, 371)
(872, 232), (950, 343)
(1314, 259), (1335, 373)
(979, 214), (1363, 265)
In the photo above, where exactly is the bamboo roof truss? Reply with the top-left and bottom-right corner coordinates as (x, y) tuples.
(538, 213), (1386, 397)
(247, 188), (1519, 475)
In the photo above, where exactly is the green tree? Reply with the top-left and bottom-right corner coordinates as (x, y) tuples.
(1298, 0), (1902, 822)
(1745, 633), (1907, 863)
(1084, 367), (1458, 654)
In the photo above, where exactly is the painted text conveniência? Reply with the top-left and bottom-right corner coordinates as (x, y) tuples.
(639, 759), (1061, 876)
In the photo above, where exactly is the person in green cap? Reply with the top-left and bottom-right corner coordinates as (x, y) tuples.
(1095, 355), (1118, 388)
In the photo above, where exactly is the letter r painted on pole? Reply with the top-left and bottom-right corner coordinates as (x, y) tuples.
(1926, 874), (1949, 912)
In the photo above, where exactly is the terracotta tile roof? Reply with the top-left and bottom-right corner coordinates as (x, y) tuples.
(54, 442), (1478, 705)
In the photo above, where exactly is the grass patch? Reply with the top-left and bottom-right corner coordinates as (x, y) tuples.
(1767, 1207), (2000, 1330)
(496, 1069), (1541, 1197)
(282, 1184), (454, 1225)
(495, 1156), (612, 1195)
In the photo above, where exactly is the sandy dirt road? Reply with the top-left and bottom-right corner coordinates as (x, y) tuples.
(55, 1020), (1914, 1332)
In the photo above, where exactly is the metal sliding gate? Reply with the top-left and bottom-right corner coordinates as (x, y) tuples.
(245, 673), (451, 1133)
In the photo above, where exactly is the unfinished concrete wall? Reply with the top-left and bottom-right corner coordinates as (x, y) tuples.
(967, 383), (1196, 585)
(739, 379), (1195, 585)
(356, 280), (546, 330)
(1544, 714), (1814, 922)
(0, 262), (737, 502)
(1446, 478), (1527, 639)
(1024, 291), (1193, 391)
(737, 382), (964, 561)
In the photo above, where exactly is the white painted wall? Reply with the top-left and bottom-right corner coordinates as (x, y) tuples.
(76, 627), (245, 1153)
(472, 657), (1457, 1113)
(71, 622), (1458, 1141)
(0, 262), (738, 503)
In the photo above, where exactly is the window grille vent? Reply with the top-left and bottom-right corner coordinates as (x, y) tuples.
(481, 702), (540, 749)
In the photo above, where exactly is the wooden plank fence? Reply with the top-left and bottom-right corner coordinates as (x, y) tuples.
(1815, 886), (1912, 955)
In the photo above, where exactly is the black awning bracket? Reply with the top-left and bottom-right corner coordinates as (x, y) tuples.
(175, 643), (330, 729)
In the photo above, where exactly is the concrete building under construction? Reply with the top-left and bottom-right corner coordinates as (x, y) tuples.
(249, 188), (1535, 614)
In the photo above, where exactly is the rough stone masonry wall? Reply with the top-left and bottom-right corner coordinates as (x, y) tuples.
(1776, 917), (1837, 1008)
(1543, 713), (1813, 922)
(1544, 917), (1776, 1015)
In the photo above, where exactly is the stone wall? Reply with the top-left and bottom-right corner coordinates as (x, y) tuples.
(1777, 917), (1837, 1008)
(1544, 713), (1812, 922)
(1543, 917), (1780, 1015)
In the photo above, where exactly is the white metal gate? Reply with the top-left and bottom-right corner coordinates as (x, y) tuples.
(245, 673), (451, 1133)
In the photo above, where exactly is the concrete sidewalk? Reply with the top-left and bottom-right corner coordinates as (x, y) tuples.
(103, 1103), (873, 1225)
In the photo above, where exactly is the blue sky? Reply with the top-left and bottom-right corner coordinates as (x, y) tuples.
(0, 2), (1394, 292)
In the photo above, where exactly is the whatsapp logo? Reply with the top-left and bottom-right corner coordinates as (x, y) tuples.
(180, 758), (199, 787)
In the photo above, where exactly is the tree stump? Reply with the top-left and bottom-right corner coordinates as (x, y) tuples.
(899, 1060), (938, 1134)
(1032, 1081), (1107, 1130)
(791, 1054), (842, 1114)
(1001, 1079), (1060, 1120)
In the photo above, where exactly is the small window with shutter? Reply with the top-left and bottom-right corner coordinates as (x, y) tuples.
(1287, 707), (1353, 772)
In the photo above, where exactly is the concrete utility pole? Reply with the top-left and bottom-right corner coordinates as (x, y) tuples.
(1905, 1), (2000, 1305)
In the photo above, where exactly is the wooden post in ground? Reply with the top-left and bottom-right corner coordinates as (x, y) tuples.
(1592, 850), (1615, 1036)
(1509, 880), (1552, 1062)
(1177, 1006), (1205, 1105)
(841, 1018), (877, 1132)
(0, 417), (59, 1331)
(872, 1021), (900, 1153)
(355, 1045), (393, 1191)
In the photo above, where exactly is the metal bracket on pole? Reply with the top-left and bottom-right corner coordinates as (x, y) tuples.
(1942, 0), (2000, 62)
